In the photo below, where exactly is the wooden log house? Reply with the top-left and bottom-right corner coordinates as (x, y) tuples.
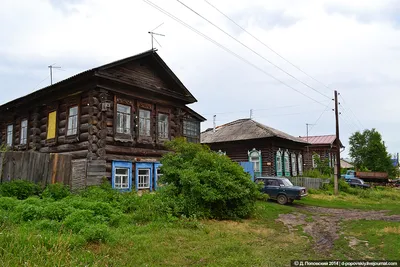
(0, 50), (205, 191)
(201, 119), (309, 177)
(298, 135), (344, 171)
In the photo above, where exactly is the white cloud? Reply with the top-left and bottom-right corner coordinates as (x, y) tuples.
(1, 0), (399, 157)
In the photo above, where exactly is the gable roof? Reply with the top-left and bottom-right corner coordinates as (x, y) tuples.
(201, 118), (309, 144)
(299, 135), (344, 148)
(0, 49), (196, 110)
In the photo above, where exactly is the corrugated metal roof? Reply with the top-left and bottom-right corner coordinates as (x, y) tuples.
(201, 118), (309, 144)
(299, 135), (337, 145)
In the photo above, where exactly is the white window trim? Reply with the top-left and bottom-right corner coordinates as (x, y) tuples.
(116, 104), (132, 134)
(114, 167), (129, 189)
(138, 168), (150, 189)
(298, 154), (303, 175)
(291, 153), (297, 176)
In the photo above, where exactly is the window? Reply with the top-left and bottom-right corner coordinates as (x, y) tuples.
(47, 111), (57, 140)
(112, 161), (132, 191)
(139, 109), (151, 136)
(138, 169), (150, 189)
(67, 106), (78, 136)
(248, 148), (261, 177)
(20, 119), (28, 145)
(276, 150), (283, 177)
(298, 154), (303, 176)
(158, 113), (169, 139)
(266, 179), (279, 186)
(116, 104), (131, 134)
(183, 120), (200, 143)
(312, 153), (320, 168)
(6, 125), (13, 147)
(291, 153), (297, 177)
(114, 168), (129, 189)
(284, 150), (290, 177)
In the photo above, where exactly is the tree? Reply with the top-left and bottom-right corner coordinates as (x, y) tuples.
(159, 138), (259, 219)
(349, 129), (396, 177)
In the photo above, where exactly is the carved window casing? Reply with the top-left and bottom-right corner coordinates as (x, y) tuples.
(116, 104), (131, 134)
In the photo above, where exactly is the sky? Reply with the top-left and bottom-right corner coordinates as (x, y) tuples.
(1, 0), (400, 158)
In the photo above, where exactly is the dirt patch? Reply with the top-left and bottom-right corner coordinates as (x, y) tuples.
(276, 206), (400, 255)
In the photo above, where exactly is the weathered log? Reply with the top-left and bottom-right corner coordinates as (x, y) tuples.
(80, 114), (90, 124)
(106, 136), (114, 143)
(39, 141), (90, 153)
(105, 145), (169, 156)
(97, 139), (106, 148)
(79, 132), (90, 142)
(80, 123), (90, 133)
(59, 112), (67, 121)
(106, 127), (113, 136)
(96, 148), (106, 158)
(106, 118), (113, 127)
(97, 129), (107, 140)
(58, 150), (88, 159)
(40, 117), (48, 125)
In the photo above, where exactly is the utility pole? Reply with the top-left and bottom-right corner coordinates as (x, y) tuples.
(48, 64), (61, 85)
(250, 109), (253, 119)
(305, 123), (315, 143)
(334, 90), (341, 196)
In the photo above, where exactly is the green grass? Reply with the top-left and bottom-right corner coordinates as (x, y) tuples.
(0, 201), (316, 267)
(334, 220), (400, 260)
(297, 188), (400, 214)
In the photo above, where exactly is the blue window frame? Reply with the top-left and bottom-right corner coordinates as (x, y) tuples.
(154, 163), (162, 191)
(135, 162), (153, 191)
(112, 161), (132, 191)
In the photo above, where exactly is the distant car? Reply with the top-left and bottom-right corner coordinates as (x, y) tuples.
(255, 177), (307, 205)
(346, 178), (370, 189)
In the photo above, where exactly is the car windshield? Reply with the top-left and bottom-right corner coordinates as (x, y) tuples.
(281, 178), (293, 187)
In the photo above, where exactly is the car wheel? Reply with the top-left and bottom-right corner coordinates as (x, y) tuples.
(277, 194), (288, 205)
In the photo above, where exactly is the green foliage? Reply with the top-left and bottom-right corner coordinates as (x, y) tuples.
(349, 129), (397, 177)
(0, 180), (42, 200)
(41, 183), (70, 200)
(312, 153), (332, 176)
(160, 138), (259, 219)
(0, 197), (18, 211)
(303, 169), (331, 179)
(79, 223), (110, 243)
(0, 144), (10, 152)
(322, 178), (352, 193)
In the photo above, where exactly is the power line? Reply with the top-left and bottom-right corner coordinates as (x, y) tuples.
(177, 0), (332, 100)
(200, 101), (329, 116)
(339, 113), (358, 133)
(142, 0), (327, 106)
(32, 75), (50, 91)
(203, 0), (333, 94)
(308, 104), (332, 133)
(339, 94), (364, 130)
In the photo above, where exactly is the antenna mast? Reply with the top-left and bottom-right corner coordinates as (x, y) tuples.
(48, 64), (61, 85)
(148, 23), (165, 50)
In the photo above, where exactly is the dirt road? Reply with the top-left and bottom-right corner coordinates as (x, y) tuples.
(276, 205), (400, 254)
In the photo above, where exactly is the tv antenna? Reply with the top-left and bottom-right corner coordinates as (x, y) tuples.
(48, 64), (61, 85)
(148, 23), (165, 50)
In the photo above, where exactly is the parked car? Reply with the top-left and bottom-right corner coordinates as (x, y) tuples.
(345, 178), (370, 189)
(255, 177), (307, 205)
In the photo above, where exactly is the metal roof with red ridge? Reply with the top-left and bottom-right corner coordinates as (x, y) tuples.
(299, 135), (344, 147)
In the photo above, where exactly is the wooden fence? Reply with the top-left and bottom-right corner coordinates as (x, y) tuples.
(288, 177), (330, 189)
(0, 151), (106, 190)
(0, 151), (72, 187)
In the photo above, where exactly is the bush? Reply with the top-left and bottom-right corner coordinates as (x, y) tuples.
(42, 202), (75, 221)
(303, 169), (331, 179)
(322, 178), (352, 193)
(79, 223), (110, 243)
(0, 197), (18, 211)
(159, 138), (259, 220)
(15, 204), (44, 222)
(35, 219), (62, 232)
(63, 210), (96, 233)
(0, 180), (41, 200)
(42, 183), (70, 200)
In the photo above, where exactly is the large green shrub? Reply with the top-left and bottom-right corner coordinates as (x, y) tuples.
(0, 180), (42, 200)
(41, 183), (70, 200)
(160, 138), (259, 219)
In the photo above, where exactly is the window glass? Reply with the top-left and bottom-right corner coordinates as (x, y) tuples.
(139, 109), (151, 136)
(114, 167), (129, 189)
(20, 119), (28, 145)
(158, 113), (169, 139)
(183, 120), (200, 143)
(67, 106), (78, 136)
(116, 104), (131, 134)
(138, 168), (150, 189)
(6, 125), (13, 146)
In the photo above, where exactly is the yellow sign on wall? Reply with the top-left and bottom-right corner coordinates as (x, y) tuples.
(47, 111), (57, 139)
